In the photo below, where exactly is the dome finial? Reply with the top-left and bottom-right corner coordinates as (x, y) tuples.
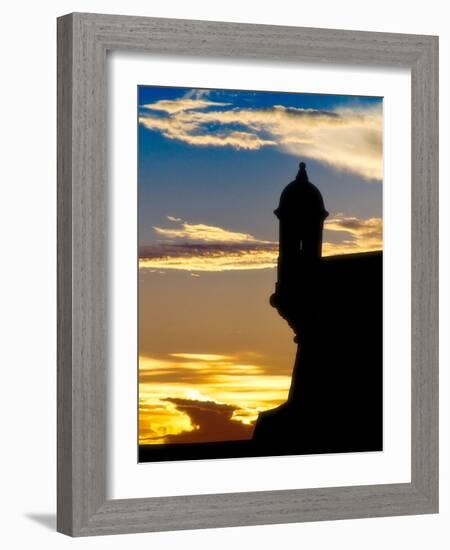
(297, 161), (308, 183)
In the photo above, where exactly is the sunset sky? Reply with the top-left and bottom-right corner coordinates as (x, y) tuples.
(138, 86), (383, 446)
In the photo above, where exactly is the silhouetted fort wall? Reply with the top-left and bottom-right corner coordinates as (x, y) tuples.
(253, 250), (383, 454)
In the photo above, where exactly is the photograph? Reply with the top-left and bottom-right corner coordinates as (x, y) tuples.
(137, 86), (384, 462)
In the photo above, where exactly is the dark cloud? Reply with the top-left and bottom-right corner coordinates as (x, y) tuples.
(274, 105), (340, 119)
(328, 218), (371, 230)
(162, 398), (254, 444)
(139, 241), (279, 271)
(139, 242), (277, 260)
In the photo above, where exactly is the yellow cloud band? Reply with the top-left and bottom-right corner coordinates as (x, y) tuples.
(139, 216), (382, 272)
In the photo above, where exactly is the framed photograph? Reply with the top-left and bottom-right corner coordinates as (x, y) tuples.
(57, 13), (438, 536)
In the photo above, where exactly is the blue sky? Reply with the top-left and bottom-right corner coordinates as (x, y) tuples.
(138, 86), (382, 252)
(138, 85), (381, 116)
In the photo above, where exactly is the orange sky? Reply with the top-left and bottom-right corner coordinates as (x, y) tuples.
(138, 225), (382, 446)
(139, 352), (292, 444)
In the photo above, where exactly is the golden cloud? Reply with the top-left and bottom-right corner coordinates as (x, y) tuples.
(139, 352), (291, 444)
(170, 353), (233, 361)
(139, 113), (276, 150)
(139, 246), (278, 272)
(324, 215), (383, 254)
(153, 219), (272, 244)
(139, 217), (382, 272)
(141, 98), (230, 113)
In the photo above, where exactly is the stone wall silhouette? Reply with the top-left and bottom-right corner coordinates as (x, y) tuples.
(253, 251), (383, 454)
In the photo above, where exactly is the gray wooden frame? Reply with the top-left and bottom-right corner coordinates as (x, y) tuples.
(57, 12), (438, 537)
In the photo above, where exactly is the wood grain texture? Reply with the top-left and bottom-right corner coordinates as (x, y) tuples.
(57, 13), (73, 535)
(410, 35), (439, 507)
(57, 12), (439, 536)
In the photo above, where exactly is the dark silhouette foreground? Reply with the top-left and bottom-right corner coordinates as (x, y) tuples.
(253, 250), (382, 453)
(253, 162), (382, 454)
(271, 161), (328, 338)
